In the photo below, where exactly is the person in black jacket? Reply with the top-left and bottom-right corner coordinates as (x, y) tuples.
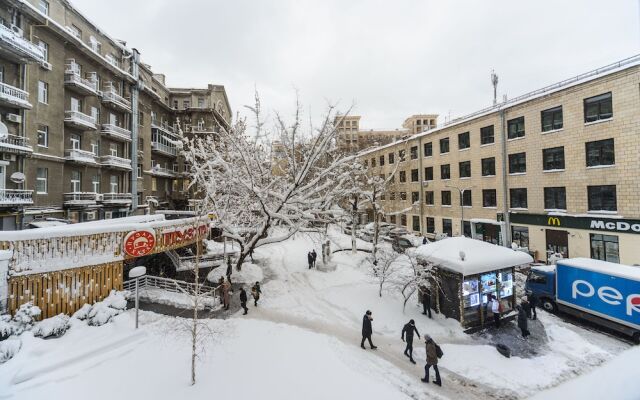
(421, 287), (432, 318)
(239, 287), (248, 315)
(528, 292), (538, 320)
(401, 319), (420, 364)
(307, 251), (314, 269)
(517, 305), (530, 338)
(361, 310), (377, 349)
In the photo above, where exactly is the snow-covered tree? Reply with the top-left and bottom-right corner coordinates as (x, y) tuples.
(370, 249), (401, 297)
(390, 251), (440, 312)
(360, 163), (398, 261)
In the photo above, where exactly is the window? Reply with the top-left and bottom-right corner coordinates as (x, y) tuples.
(379, 155), (385, 166)
(508, 152), (526, 174)
(38, 81), (48, 104)
(423, 142), (432, 157)
(481, 157), (495, 176)
(70, 97), (82, 112)
(109, 143), (118, 157)
(510, 188), (528, 209)
(462, 190), (472, 207)
(544, 187), (566, 210)
(389, 173), (395, 183)
(139, 111), (144, 126)
(70, 170), (82, 192)
(543, 147), (565, 170)
(370, 157), (376, 168)
(584, 92), (612, 123)
(152, 177), (157, 191)
(389, 192), (396, 201)
(411, 191), (419, 203)
(36, 168), (48, 194)
(425, 191), (434, 205)
(399, 170), (406, 183)
(586, 139), (615, 167)
(90, 141), (98, 155)
(137, 164), (142, 178)
(440, 164), (450, 180)
(441, 190), (451, 206)
(459, 161), (471, 178)
(92, 175), (100, 193)
(399, 149), (406, 162)
(424, 166), (433, 181)
(541, 106), (563, 132)
(412, 216), (420, 232)
(482, 189), (497, 207)
(38, 0), (49, 15)
(512, 226), (529, 248)
(400, 214), (407, 226)
(173, 100), (178, 109)
(37, 125), (48, 147)
(426, 217), (435, 234)
(70, 134), (80, 150)
(69, 25), (82, 39)
(388, 152), (395, 164)
(439, 138), (450, 154)
(380, 193), (386, 201)
(183, 100), (190, 109)
(411, 169), (419, 182)
(442, 219), (452, 237)
(37, 40), (49, 62)
(109, 175), (118, 193)
(91, 106), (99, 122)
(480, 125), (494, 145)
(507, 116), (525, 139)
(590, 234), (619, 263)
(463, 221), (471, 237)
(389, 215), (397, 224)
(363, 160), (368, 168)
(198, 98), (205, 108)
(400, 192), (407, 201)
(410, 146), (418, 160)
(588, 185), (617, 212)
(458, 132), (470, 149)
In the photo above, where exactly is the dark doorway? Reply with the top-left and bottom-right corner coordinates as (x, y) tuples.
(546, 229), (569, 258)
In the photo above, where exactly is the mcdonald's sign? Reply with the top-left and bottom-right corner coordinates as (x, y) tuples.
(547, 217), (561, 227)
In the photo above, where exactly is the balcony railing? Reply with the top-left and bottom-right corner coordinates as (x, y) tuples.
(0, 134), (33, 154)
(0, 82), (31, 109)
(101, 124), (132, 142)
(64, 66), (98, 95)
(100, 155), (132, 170)
(65, 148), (98, 164)
(64, 110), (97, 130)
(63, 192), (98, 206)
(0, 189), (33, 205)
(149, 165), (177, 178)
(100, 193), (132, 204)
(151, 121), (177, 135)
(0, 24), (45, 63)
(151, 141), (178, 157)
(102, 85), (131, 112)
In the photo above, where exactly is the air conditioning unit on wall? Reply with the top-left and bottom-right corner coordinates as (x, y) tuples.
(40, 61), (52, 71)
(6, 113), (21, 123)
(3, 154), (15, 161)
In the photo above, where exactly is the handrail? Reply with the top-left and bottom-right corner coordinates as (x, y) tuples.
(0, 82), (29, 101)
(123, 275), (221, 304)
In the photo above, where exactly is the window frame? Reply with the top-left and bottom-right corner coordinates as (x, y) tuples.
(424, 166), (433, 181)
(508, 152), (527, 174)
(410, 168), (419, 182)
(584, 92), (612, 123)
(586, 138), (615, 167)
(590, 233), (619, 263)
(481, 157), (496, 176)
(440, 164), (451, 180)
(482, 189), (497, 208)
(423, 142), (433, 157)
(461, 190), (472, 207)
(439, 137), (450, 154)
(459, 160), (471, 178)
(507, 116), (525, 139)
(587, 185), (617, 212)
(37, 125), (48, 147)
(544, 187), (567, 210)
(542, 146), (565, 171)
(36, 167), (48, 194)
(541, 106), (563, 132)
(38, 81), (48, 104)
(480, 125), (494, 145)
(425, 191), (434, 205)
(509, 188), (528, 209)
(441, 190), (451, 206)
(458, 131), (470, 150)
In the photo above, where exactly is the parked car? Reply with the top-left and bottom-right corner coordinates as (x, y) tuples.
(388, 227), (410, 238)
(392, 235), (423, 253)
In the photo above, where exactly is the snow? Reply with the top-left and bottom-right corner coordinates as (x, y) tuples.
(531, 264), (556, 273)
(558, 258), (640, 281)
(415, 236), (533, 276)
(31, 314), (70, 338)
(138, 288), (218, 310)
(0, 337), (21, 364)
(206, 262), (263, 284)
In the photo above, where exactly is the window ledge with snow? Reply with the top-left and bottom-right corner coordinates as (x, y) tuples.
(541, 128), (563, 135)
(509, 172), (526, 176)
(480, 142), (495, 148)
(507, 136), (525, 142)
(584, 118), (613, 127)
(543, 169), (565, 173)
(587, 164), (615, 170)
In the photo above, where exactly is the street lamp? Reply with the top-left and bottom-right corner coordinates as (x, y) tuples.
(129, 266), (147, 329)
(446, 184), (474, 237)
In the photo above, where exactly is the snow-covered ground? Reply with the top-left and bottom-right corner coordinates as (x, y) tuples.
(0, 228), (636, 400)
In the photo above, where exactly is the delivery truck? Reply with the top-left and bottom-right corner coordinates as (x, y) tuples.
(525, 258), (640, 343)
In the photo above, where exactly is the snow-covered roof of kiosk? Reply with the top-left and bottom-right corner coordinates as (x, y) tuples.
(415, 237), (533, 276)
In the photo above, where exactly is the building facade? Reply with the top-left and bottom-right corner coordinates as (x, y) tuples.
(0, 0), (231, 229)
(360, 55), (640, 265)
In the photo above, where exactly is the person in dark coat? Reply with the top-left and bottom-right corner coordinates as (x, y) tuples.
(226, 257), (233, 278)
(311, 249), (317, 268)
(422, 237), (428, 245)
(307, 251), (314, 269)
(522, 299), (532, 319)
(239, 287), (248, 315)
(517, 305), (530, 338)
(421, 287), (432, 318)
(421, 334), (441, 386)
(360, 310), (377, 349)
(251, 282), (262, 306)
(528, 292), (538, 320)
(401, 319), (420, 364)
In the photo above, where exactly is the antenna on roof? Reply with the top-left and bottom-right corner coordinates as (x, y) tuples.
(491, 70), (499, 105)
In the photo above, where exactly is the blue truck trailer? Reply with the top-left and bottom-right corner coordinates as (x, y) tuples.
(525, 258), (640, 343)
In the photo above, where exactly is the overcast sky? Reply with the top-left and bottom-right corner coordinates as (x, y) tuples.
(74, 0), (639, 129)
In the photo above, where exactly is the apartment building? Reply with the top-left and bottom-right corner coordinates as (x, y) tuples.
(0, 0), (231, 228)
(335, 114), (438, 153)
(360, 55), (640, 265)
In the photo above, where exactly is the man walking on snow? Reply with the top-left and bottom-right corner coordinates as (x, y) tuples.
(240, 287), (248, 315)
(307, 251), (314, 269)
(401, 319), (420, 364)
(251, 281), (262, 306)
(361, 310), (377, 349)
(421, 334), (442, 386)
(311, 249), (317, 268)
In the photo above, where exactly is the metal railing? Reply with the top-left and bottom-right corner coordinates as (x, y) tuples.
(102, 84), (131, 110)
(64, 110), (97, 127)
(63, 192), (98, 204)
(149, 164), (177, 177)
(0, 134), (32, 151)
(0, 189), (33, 205)
(151, 141), (178, 157)
(0, 82), (30, 104)
(151, 121), (177, 135)
(100, 193), (132, 203)
(0, 24), (44, 62)
(63, 68), (98, 93)
(65, 148), (98, 163)
(100, 154), (132, 169)
(123, 275), (220, 302)
(101, 124), (132, 141)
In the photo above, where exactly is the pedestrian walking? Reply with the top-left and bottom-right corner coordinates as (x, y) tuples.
(528, 292), (538, 320)
(360, 310), (377, 349)
(217, 276), (224, 303)
(239, 287), (248, 315)
(307, 251), (314, 269)
(311, 249), (317, 268)
(251, 281), (262, 306)
(421, 334), (442, 386)
(422, 236), (428, 245)
(401, 319), (420, 364)
(488, 294), (501, 328)
(226, 257), (233, 279)
(222, 278), (231, 310)
(522, 299), (532, 319)
(517, 305), (530, 338)
(420, 287), (432, 318)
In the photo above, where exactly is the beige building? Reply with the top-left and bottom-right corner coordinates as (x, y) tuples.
(360, 55), (640, 265)
(0, 0), (231, 228)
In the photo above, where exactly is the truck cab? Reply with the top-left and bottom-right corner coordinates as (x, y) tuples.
(525, 265), (557, 312)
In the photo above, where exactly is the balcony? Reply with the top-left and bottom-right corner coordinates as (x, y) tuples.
(148, 165), (177, 178)
(101, 85), (132, 113)
(65, 148), (99, 165)
(0, 24), (45, 63)
(100, 155), (132, 171)
(101, 124), (132, 142)
(64, 63), (99, 96)
(64, 110), (98, 131)
(0, 82), (31, 109)
(64, 192), (97, 207)
(0, 134), (33, 155)
(151, 141), (178, 157)
(151, 121), (177, 135)
(0, 189), (33, 206)
(99, 193), (132, 205)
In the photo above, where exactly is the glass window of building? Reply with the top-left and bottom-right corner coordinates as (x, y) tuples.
(399, 149), (406, 162)
(426, 217), (435, 234)
(441, 190), (451, 206)
(424, 166), (433, 181)
(424, 142), (433, 157)
(480, 125), (494, 145)
(440, 164), (450, 180)
(508, 152), (526, 174)
(586, 138), (615, 167)
(401, 214), (407, 226)
(400, 192), (407, 201)
(507, 116), (525, 139)
(37, 125), (48, 147)
(412, 216), (420, 232)
(462, 190), (472, 207)
(425, 191), (434, 205)
(411, 169), (419, 182)
(371, 157), (376, 167)
(442, 219), (452, 237)
(584, 92), (612, 123)
(458, 132), (470, 149)
(542, 146), (565, 170)
(541, 106), (563, 132)
(399, 170), (406, 182)
(36, 168), (48, 194)
(481, 157), (495, 176)
(439, 138), (450, 154)
(544, 187), (566, 210)
(38, 0), (49, 15)
(410, 146), (418, 160)
(590, 234), (619, 263)
(509, 188), (528, 209)
(38, 81), (48, 104)
(512, 226), (529, 248)
(482, 189), (497, 207)
(379, 155), (385, 166)
(388, 152), (395, 164)
(411, 191), (419, 203)
(459, 161), (471, 178)
(588, 185), (617, 212)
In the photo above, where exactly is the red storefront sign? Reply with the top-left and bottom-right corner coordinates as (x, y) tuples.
(162, 224), (209, 248)
(123, 230), (156, 257)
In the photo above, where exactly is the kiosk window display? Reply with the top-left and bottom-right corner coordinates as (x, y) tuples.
(463, 278), (480, 308)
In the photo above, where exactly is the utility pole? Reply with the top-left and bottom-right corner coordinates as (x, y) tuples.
(446, 184), (474, 237)
(491, 70), (499, 106)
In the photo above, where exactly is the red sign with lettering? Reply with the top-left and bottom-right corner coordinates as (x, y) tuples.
(123, 230), (156, 257)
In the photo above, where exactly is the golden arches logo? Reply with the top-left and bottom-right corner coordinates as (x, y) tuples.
(547, 217), (561, 226)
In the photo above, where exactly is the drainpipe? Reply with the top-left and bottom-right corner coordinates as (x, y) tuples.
(130, 49), (140, 214)
(499, 109), (511, 247)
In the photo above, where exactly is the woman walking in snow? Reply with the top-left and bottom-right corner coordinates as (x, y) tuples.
(517, 305), (530, 338)
(222, 278), (231, 310)
(240, 287), (248, 315)
(251, 281), (262, 306)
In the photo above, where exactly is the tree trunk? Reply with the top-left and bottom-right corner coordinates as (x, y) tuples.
(372, 203), (379, 262)
(191, 235), (200, 386)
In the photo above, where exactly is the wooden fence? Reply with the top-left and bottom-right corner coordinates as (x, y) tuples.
(8, 262), (123, 319)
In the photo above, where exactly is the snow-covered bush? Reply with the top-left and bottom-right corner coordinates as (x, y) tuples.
(101, 290), (127, 310)
(0, 337), (21, 363)
(11, 302), (41, 335)
(87, 290), (127, 326)
(32, 314), (70, 339)
(72, 303), (92, 320)
(0, 315), (14, 341)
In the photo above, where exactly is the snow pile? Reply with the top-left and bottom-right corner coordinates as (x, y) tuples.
(0, 337), (21, 364)
(87, 291), (128, 326)
(32, 314), (70, 339)
(7, 302), (41, 336)
(72, 303), (92, 320)
(138, 288), (218, 310)
(204, 240), (240, 255)
(207, 262), (263, 284)
(0, 315), (13, 340)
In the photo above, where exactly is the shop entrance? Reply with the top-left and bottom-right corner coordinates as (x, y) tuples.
(545, 229), (569, 258)
(475, 223), (501, 245)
